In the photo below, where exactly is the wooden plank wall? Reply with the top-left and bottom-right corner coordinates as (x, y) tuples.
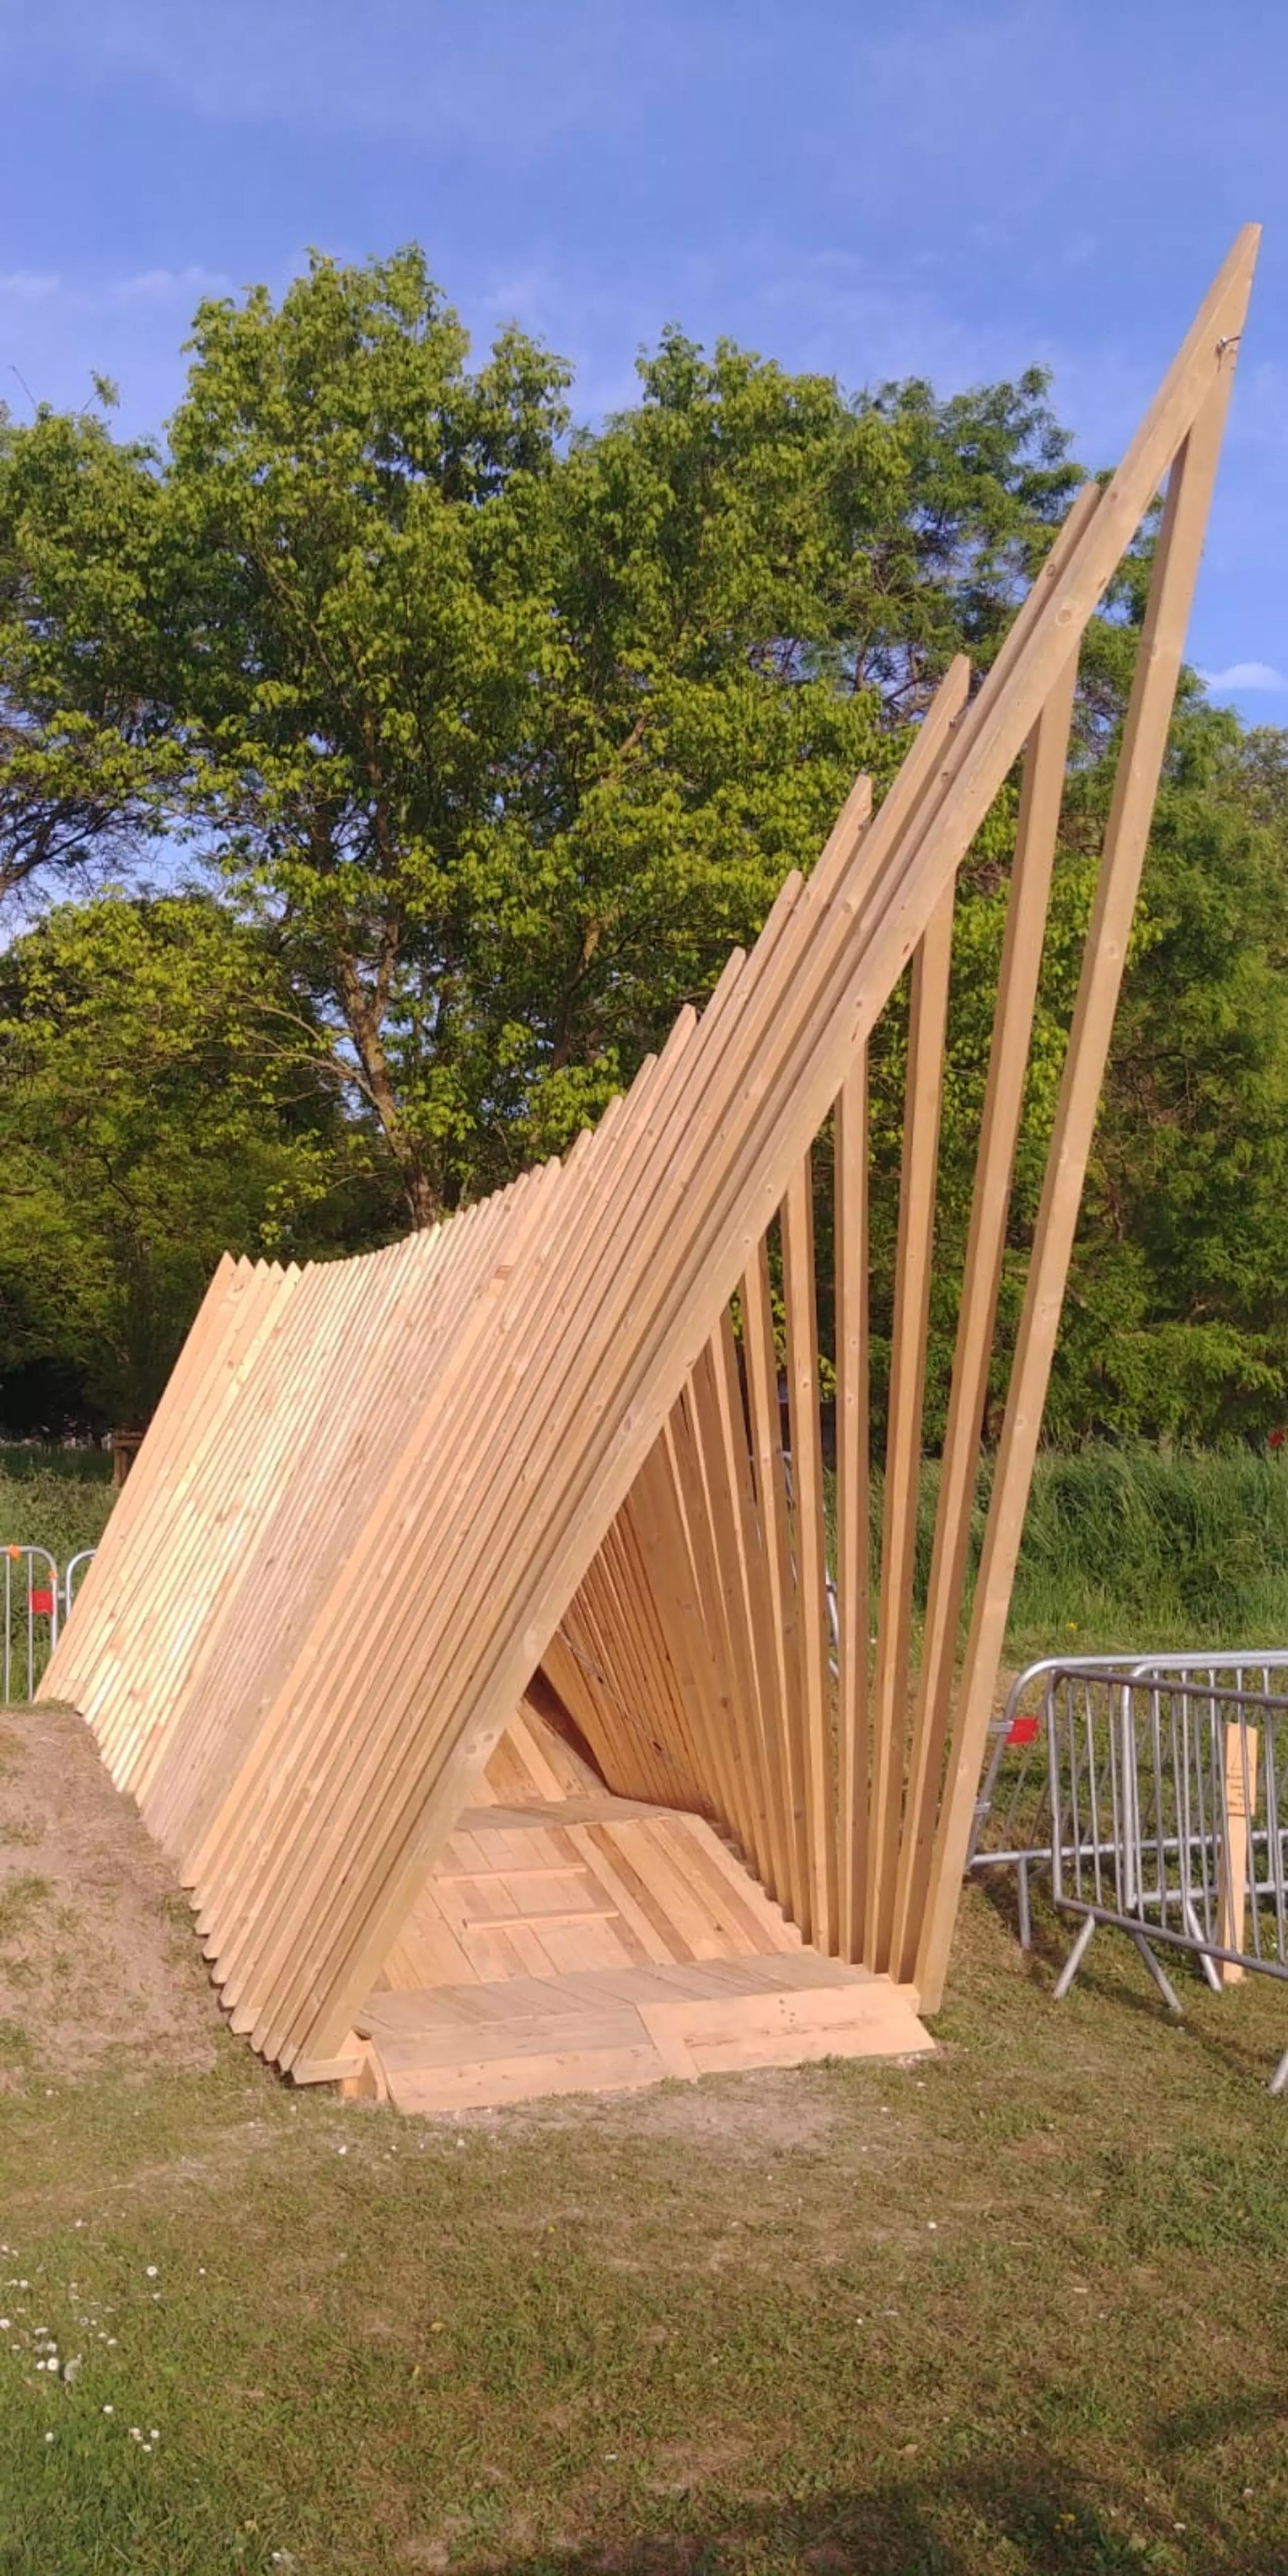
(40, 230), (1256, 2067)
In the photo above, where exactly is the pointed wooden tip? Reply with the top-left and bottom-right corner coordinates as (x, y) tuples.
(1217, 224), (1261, 337)
(1218, 222), (1261, 296)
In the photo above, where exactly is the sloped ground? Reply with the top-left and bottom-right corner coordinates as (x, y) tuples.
(0, 1705), (220, 2084)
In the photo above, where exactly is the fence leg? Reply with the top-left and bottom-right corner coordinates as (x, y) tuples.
(1268, 2044), (1288, 2098)
(1131, 1931), (1184, 2017)
(1017, 1856), (1032, 1952)
(1053, 1912), (1096, 1999)
(1181, 1895), (1223, 1995)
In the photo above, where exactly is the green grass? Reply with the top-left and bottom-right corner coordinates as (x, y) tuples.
(824, 1443), (1288, 1666)
(0, 1444), (112, 1487)
(1006, 1445), (1288, 1657)
(0, 1892), (1286, 2573)
(0, 1467), (113, 1568)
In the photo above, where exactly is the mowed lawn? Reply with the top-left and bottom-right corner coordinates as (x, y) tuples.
(1, 1888), (1286, 2575)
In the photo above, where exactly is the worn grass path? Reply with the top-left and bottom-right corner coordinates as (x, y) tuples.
(0, 1884), (1285, 2574)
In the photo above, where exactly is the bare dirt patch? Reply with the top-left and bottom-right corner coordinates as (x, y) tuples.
(440, 2062), (854, 2161)
(0, 1704), (222, 2081)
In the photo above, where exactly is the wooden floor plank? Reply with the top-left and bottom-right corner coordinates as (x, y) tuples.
(389, 2045), (668, 2117)
(368, 1958), (931, 2112)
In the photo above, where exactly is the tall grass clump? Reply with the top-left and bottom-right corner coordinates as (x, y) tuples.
(0, 1462), (115, 1565)
(825, 1443), (1288, 1664)
(1006, 1444), (1288, 1656)
(0, 1443), (112, 1486)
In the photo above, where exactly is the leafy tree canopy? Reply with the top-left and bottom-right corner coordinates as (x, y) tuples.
(0, 251), (1080, 1215)
(1, 246), (1285, 1447)
(0, 894), (382, 1425)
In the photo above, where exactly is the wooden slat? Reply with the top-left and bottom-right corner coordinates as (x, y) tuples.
(741, 1231), (811, 1929)
(834, 1050), (870, 1961)
(865, 881), (954, 1970)
(887, 573), (1086, 1984)
(664, 1382), (752, 1850)
(780, 1150), (838, 1951)
(686, 1331), (775, 1883)
(620, 1445), (727, 1808)
(712, 1305), (795, 1905)
(917, 352), (1246, 2009)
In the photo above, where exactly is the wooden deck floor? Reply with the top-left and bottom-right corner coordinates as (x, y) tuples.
(350, 1707), (932, 2114)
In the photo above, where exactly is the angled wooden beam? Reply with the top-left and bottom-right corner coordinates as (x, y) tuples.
(917, 350), (1248, 2011)
(781, 1148), (838, 1951)
(865, 881), (954, 1970)
(741, 1230), (812, 1930)
(834, 1049), (871, 1962)
(888, 503), (1094, 1982)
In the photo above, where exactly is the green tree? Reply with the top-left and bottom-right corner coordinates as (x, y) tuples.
(0, 894), (382, 1425)
(1048, 705), (1288, 1439)
(468, 339), (1083, 1183)
(0, 390), (181, 917)
(0, 253), (1082, 1218)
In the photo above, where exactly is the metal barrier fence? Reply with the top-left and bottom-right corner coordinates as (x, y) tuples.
(0, 1545), (101, 1703)
(969, 1652), (1288, 1935)
(969, 1651), (1133, 1945)
(970, 1651), (1288, 2091)
(1, 1545), (60, 1702)
(63, 1549), (96, 1622)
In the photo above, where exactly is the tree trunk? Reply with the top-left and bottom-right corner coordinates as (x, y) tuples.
(337, 957), (440, 1229)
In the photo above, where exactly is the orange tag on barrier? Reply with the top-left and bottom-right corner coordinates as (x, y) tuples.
(30, 1589), (54, 1617)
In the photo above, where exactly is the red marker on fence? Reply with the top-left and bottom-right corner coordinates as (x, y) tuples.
(1007, 1716), (1039, 1747)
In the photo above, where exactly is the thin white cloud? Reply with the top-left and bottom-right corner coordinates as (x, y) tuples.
(0, 271), (62, 300)
(0, 261), (238, 435)
(0, 264), (230, 316)
(104, 266), (230, 306)
(1200, 661), (1288, 694)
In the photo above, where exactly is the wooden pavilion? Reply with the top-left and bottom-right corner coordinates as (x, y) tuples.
(40, 231), (1258, 2112)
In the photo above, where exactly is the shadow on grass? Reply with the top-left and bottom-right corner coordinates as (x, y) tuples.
(973, 1869), (1288, 2087)
(1152, 2381), (1287, 2457)
(489, 2437), (1282, 2574)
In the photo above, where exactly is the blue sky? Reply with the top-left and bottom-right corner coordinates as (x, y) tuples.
(1, 0), (1285, 713)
